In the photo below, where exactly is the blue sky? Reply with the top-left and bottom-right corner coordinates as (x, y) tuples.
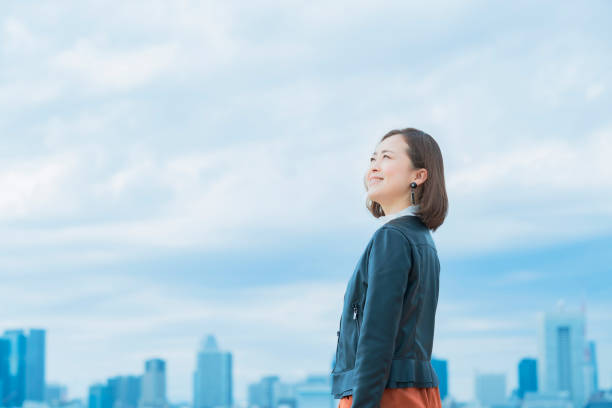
(1, 0), (611, 406)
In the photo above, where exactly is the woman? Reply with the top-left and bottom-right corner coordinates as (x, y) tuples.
(331, 127), (448, 408)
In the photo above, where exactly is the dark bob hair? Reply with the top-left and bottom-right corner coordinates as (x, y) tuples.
(365, 127), (448, 232)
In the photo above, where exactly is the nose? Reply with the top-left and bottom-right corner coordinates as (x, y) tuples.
(369, 157), (381, 172)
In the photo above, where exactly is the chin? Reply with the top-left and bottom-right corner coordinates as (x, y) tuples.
(367, 190), (384, 203)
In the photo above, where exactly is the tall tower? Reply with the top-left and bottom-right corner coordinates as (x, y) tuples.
(583, 340), (599, 399)
(431, 357), (448, 400)
(2, 330), (27, 407)
(89, 383), (112, 408)
(25, 329), (46, 402)
(139, 359), (168, 408)
(108, 375), (142, 408)
(518, 358), (538, 398)
(537, 306), (586, 408)
(193, 334), (233, 408)
(0, 337), (11, 407)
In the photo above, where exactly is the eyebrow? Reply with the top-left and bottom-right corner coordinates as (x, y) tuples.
(371, 149), (394, 156)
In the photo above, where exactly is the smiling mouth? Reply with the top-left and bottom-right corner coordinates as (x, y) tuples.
(369, 178), (383, 185)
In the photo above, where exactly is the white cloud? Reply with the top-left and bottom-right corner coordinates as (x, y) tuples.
(0, 81), (62, 108)
(51, 39), (178, 91)
(0, 152), (79, 219)
(490, 269), (545, 286)
(586, 83), (605, 101)
(2, 16), (40, 52)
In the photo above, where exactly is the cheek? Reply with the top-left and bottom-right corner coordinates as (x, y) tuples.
(382, 161), (401, 178)
(381, 162), (407, 189)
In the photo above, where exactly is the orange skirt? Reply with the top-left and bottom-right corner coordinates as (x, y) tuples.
(338, 386), (442, 408)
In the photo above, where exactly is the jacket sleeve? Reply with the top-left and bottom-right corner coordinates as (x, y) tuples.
(350, 226), (412, 408)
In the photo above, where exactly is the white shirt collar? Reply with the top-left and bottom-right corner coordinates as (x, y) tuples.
(378, 204), (420, 225)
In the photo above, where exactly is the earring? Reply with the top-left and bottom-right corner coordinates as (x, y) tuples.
(410, 182), (417, 205)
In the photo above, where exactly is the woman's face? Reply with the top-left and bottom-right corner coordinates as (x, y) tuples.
(365, 134), (415, 211)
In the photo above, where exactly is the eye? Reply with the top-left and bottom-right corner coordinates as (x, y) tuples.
(370, 154), (390, 162)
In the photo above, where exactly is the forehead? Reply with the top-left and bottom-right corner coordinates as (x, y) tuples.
(372, 134), (408, 154)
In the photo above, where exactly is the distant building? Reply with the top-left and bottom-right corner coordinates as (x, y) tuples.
(21, 400), (50, 408)
(431, 357), (449, 401)
(248, 375), (280, 408)
(275, 382), (296, 408)
(584, 340), (599, 399)
(294, 375), (332, 408)
(193, 335), (232, 408)
(585, 390), (612, 408)
(1, 337), (11, 407)
(25, 329), (46, 402)
(0, 329), (47, 408)
(45, 383), (68, 406)
(475, 372), (506, 408)
(2, 330), (28, 407)
(89, 383), (112, 408)
(537, 309), (587, 408)
(139, 359), (168, 408)
(518, 358), (538, 399)
(107, 375), (142, 408)
(522, 390), (573, 408)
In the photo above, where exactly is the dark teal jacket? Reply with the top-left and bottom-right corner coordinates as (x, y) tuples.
(330, 214), (440, 407)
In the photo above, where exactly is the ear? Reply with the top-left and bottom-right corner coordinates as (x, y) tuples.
(417, 168), (428, 183)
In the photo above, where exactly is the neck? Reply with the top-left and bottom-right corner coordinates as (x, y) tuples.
(378, 203), (420, 224)
(382, 201), (413, 216)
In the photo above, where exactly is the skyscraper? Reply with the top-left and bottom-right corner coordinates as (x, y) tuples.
(89, 383), (112, 408)
(193, 334), (232, 408)
(431, 357), (448, 400)
(584, 340), (599, 400)
(108, 375), (142, 408)
(518, 358), (538, 399)
(1, 338), (10, 407)
(139, 359), (167, 408)
(588, 341), (598, 391)
(537, 309), (587, 408)
(2, 330), (28, 407)
(25, 329), (46, 402)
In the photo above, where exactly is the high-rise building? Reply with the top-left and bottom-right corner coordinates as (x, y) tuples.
(193, 335), (232, 408)
(537, 309), (587, 408)
(89, 383), (112, 408)
(475, 372), (506, 408)
(108, 375), (142, 408)
(3, 330), (28, 407)
(431, 357), (448, 400)
(247, 375), (279, 408)
(139, 359), (167, 408)
(25, 329), (46, 402)
(1, 337), (11, 407)
(583, 340), (599, 399)
(518, 358), (538, 399)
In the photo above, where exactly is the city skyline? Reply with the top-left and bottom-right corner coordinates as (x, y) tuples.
(2, 302), (607, 408)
